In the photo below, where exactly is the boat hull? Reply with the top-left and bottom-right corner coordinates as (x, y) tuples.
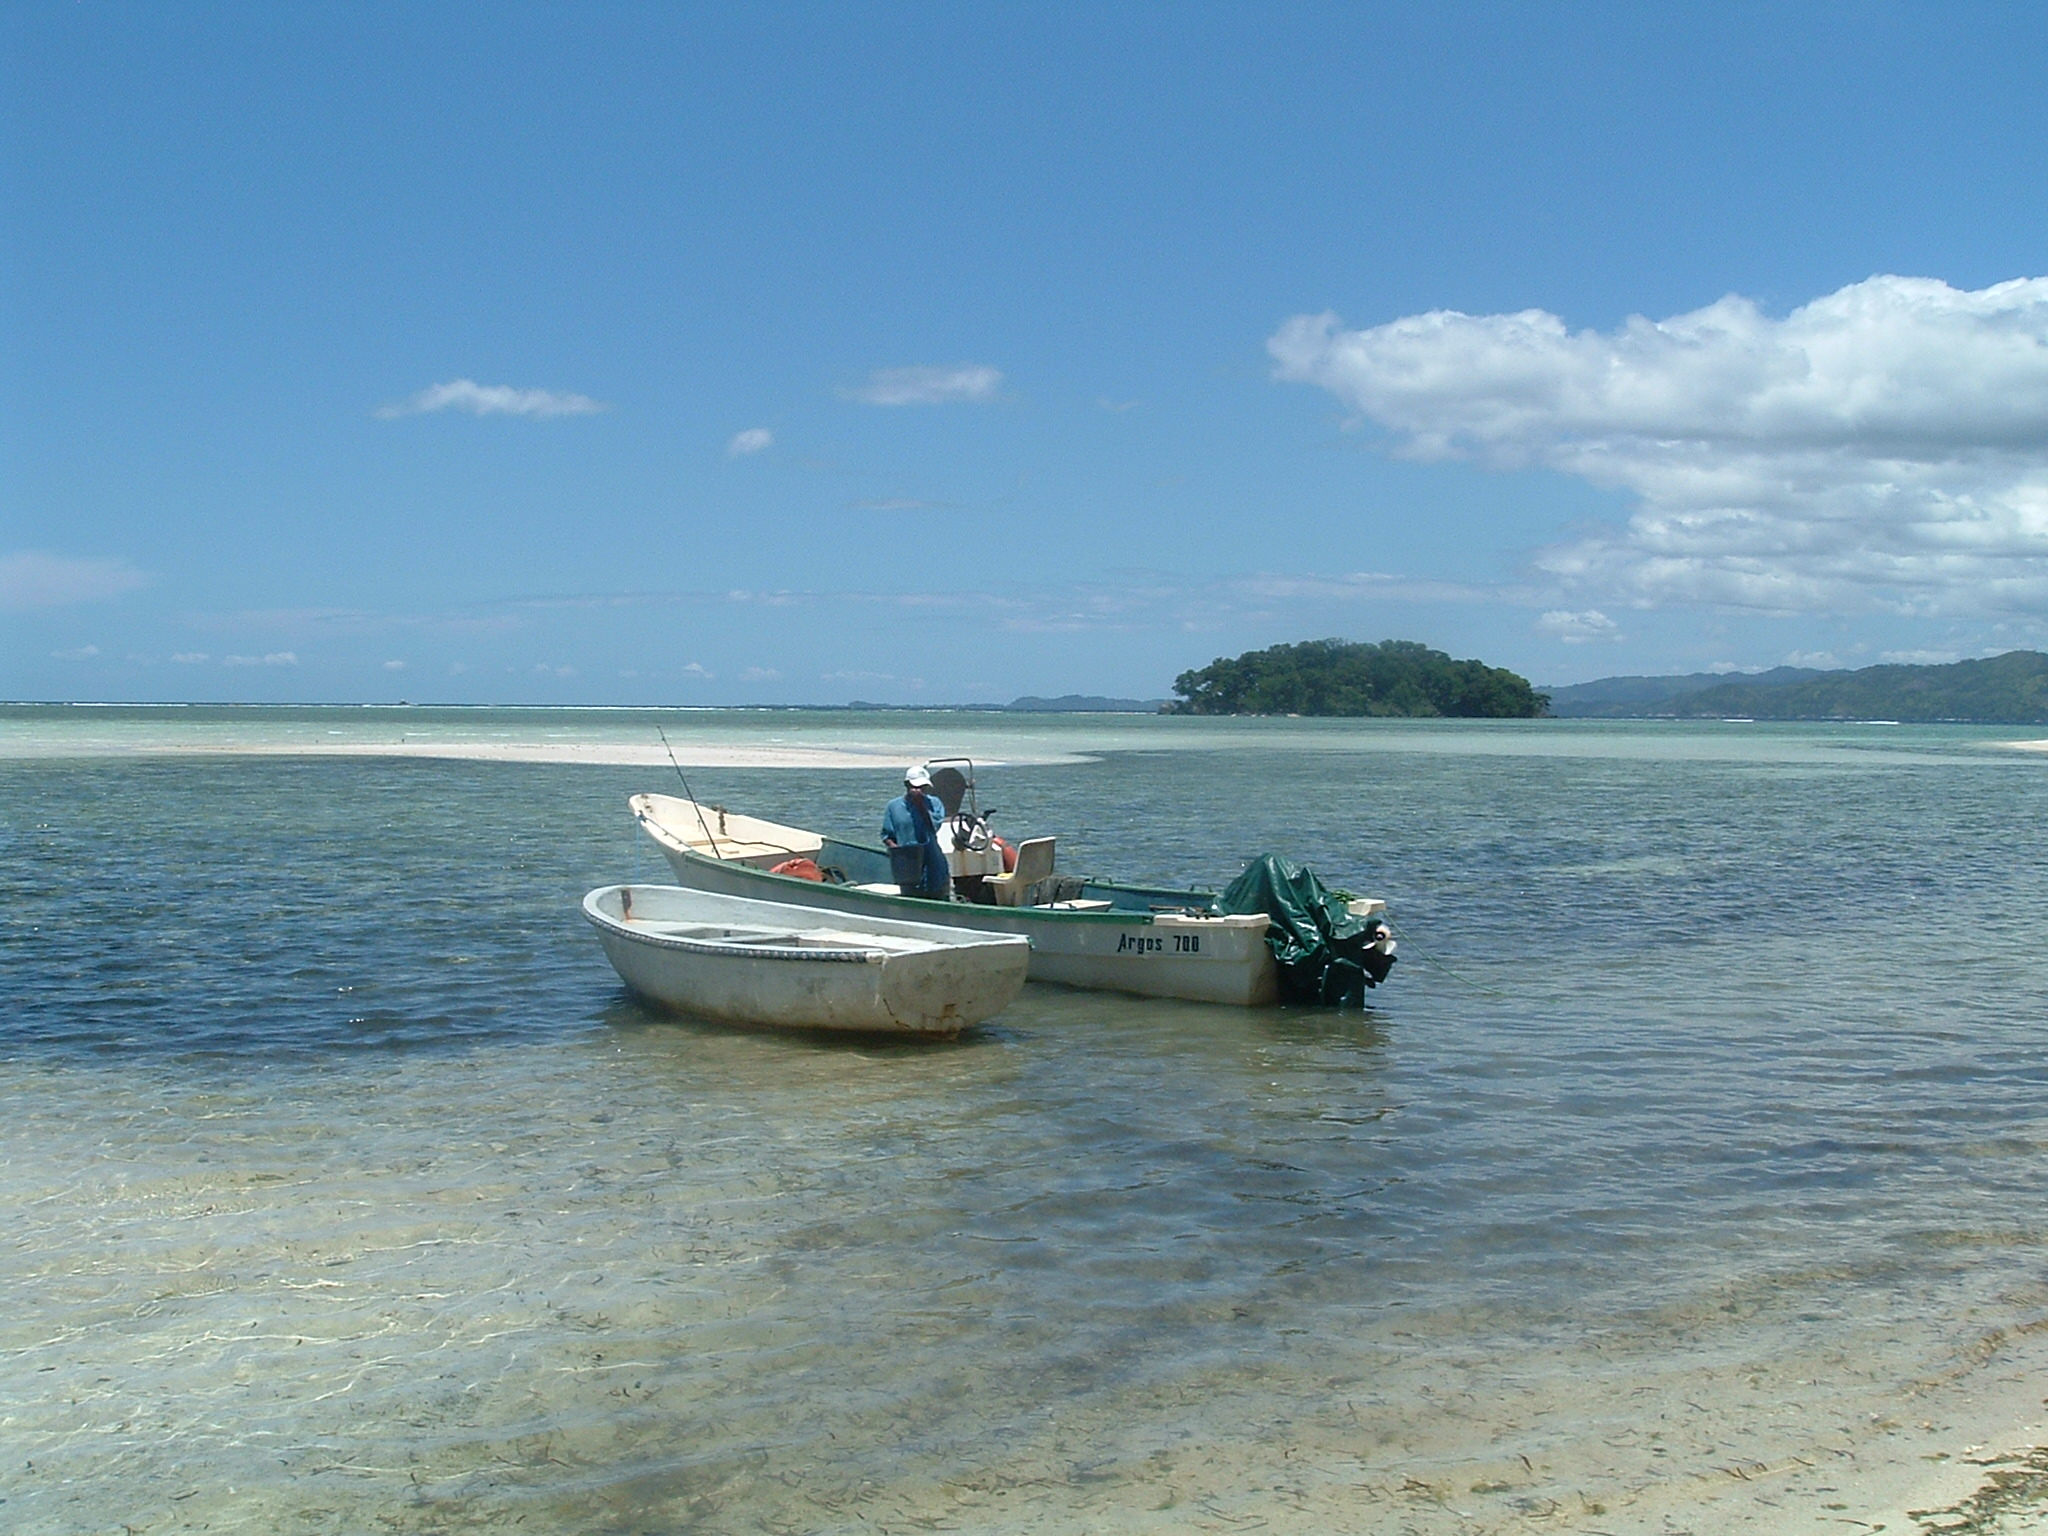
(584, 885), (1031, 1036)
(631, 796), (1283, 1005)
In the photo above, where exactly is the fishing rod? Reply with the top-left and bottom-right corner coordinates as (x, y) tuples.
(1384, 921), (1510, 999)
(657, 724), (727, 861)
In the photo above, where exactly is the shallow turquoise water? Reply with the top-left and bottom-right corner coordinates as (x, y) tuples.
(5, 710), (2048, 1532)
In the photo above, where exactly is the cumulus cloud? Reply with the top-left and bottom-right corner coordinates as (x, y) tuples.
(51, 644), (100, 661)
(375, 380), (607, 419)
(843, 364), (1002, 406)
(1271, 276), (2048, 618)
(2, 551), (149, 610)
(727, 427), (774, 456)
(1537, 608), (1621, 643)
(224, 652), (298, 667)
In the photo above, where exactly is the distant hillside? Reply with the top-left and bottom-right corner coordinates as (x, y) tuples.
(1546, 651), (2048, 722)
(1168, 638), (1547, 718)
(1545, 667), (1827, 717)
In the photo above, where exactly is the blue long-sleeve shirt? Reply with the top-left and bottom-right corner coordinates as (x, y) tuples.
(882, 792), (944, 849)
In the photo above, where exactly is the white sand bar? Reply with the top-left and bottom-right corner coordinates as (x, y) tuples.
(0, 736), (1037, 769)
(0, 708), (1103, 766)
(119, 739), (935, 768)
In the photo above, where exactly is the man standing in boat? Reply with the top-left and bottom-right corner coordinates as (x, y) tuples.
(882, 764), (952, 899)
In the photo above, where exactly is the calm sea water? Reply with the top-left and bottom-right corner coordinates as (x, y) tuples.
(6, 707), (2048, 1533)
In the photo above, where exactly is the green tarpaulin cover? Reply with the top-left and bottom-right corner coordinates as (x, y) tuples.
(1218, 853), (1394, 1007)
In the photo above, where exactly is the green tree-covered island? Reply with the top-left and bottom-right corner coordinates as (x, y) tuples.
(1168, 639), (1549, 718)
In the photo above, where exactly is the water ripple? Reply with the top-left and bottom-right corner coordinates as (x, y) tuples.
(5, 726), (2048, 1531)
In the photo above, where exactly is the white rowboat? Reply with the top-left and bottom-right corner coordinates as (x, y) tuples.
(584, 884), (1031, 1037)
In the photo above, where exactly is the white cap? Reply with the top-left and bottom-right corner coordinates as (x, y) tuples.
(905, 764), (932, 787)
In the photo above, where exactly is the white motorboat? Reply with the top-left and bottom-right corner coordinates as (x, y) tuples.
(627, 767), (1394, 1006)
(584, 884), (1031, 1037)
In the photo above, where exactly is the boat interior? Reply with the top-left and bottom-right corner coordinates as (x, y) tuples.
(638, 796), (825, 867)
(623, 920), (936, 955)
(634, 792), (1229, 917)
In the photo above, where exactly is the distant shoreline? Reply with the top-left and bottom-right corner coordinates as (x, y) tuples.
(0, 698), (1168, 714)
(1544, 649), (2048, 723)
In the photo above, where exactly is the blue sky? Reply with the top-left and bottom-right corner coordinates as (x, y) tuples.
(7, 2), (2048, 704)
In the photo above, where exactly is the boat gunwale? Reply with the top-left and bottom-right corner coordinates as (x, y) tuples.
(583, 888), (1033, 963)
(586, 915), (890, 965)
(638, 825), (1243, 927)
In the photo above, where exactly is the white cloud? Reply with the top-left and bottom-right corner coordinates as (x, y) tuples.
(1878, 647), (1961, 665)
(727, 427), (774, 456)
(740, 666), (782, 682)
(383, 659), (408, 671)
(2, 552), (149, 610)
(1230, 571), (1501, 605)
(1270, 276), (2048, 619)
(1537, 608), (1620, 643)
(843, 364), (1002, 406)
(536, 569), (1499, 636)
(681, 662), (712, 678)
(224, 652), (298, 667)
(854, 497), (948, 512)
(51, 644), (100, 661)
(317, 565), (1534, 656)
(171, 652), (210, 664)
(375, 379), (607, 419)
